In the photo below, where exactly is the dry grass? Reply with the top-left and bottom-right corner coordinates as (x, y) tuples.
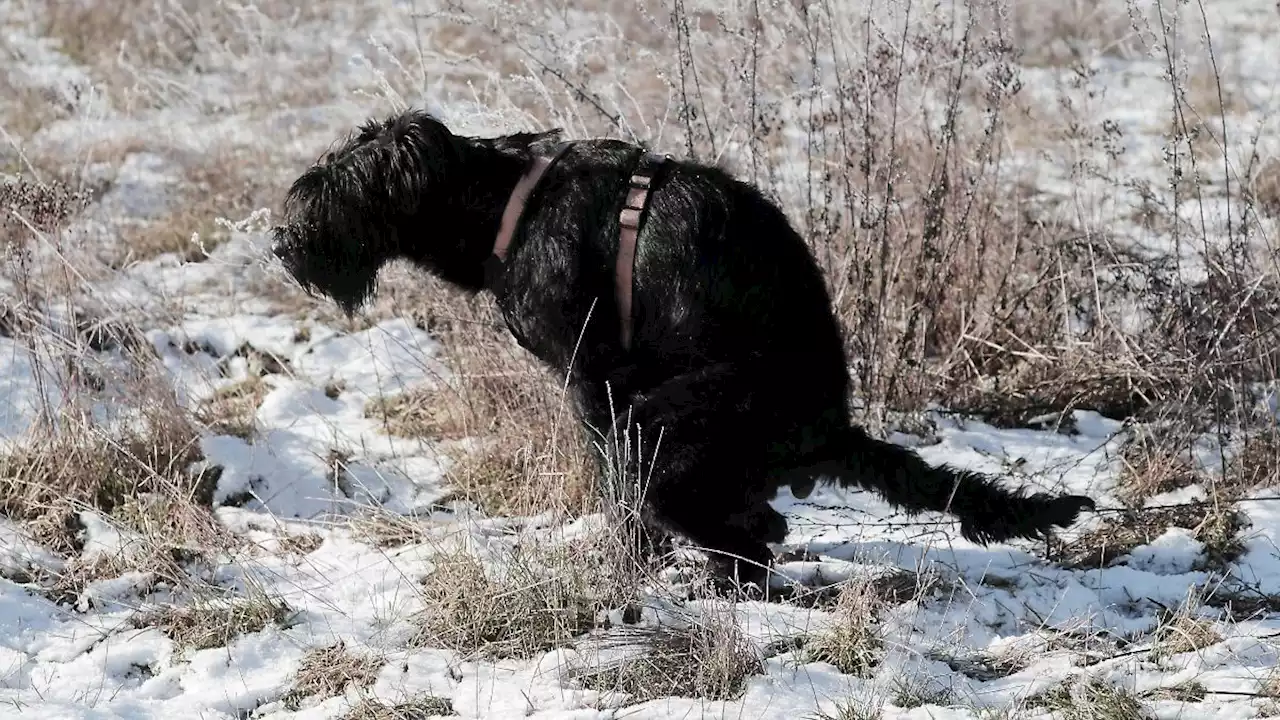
(340, 696), (457, 720)
(570, 606), (763, 703)
(282, 642), (384, 711)
(1008, 0), (1144, 67)
(0, 397), (211, 551)
(814, 701), (883, 720)
(929, 645), (1029, 683)
(277, 531), (324, 556)
(1058, 504), (1244, 571)
(1140, 680), (1207, 703)
(0, 173), (239, 593)
(1185, 61), (1249, 121)
(1225, 427), (1280, 490)
(0, 76), (63, 151)
(358, 290), (598, 519)
(37, 544), (205, 611)
(1114, 424), (1204, 507)
(195, 376), (269, 440)
(1262, 671), (1280, 698)
(351, 509), (432, 549)
(890, 678), (954, 710)
(112, 485), (233, 549)
(443, 442), (582, 518)
(391, 292), (719, 528)
(366, 387), (472, 441)
(1246, 157), (1280, 218)
(1150, 589), (1223, 660)
(110, 148), (282, 267)
(1152, 613), (1222, 659)
(1028, 677), (1153, 720)
(32, 481), (235, 609)
(38, 0), (320, 106)
(133, 589), (294, 653)
(412, 532), (642, 660)
(114, 203), (222, 266)
(800, 581), (886, 677)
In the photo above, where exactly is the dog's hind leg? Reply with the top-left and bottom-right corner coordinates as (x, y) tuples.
(604, 360), (847, 591)
(606, 433), (777, 589)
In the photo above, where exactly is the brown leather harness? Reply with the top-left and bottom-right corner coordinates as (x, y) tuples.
(489, 142), (669, 351)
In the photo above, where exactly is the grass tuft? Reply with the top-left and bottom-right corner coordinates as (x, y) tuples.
(570, 604), (763, 703)
(1028, 678), (1151, 719)
(813, 701), (882, 720)
(341, 696), (457, 719)
(0, 396), (212, 555)
(800, 580), (886, 677)
(365, 386), (472, 441)
(282, 641), (384, 710)
(412, 534), (639, 659)
(1058, 504), (1244, 571)
(1151, 589), (1224, 660)
(135, 591), (294, 654)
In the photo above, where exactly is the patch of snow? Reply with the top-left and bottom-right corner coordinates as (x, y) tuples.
(0, 338), (62, 448)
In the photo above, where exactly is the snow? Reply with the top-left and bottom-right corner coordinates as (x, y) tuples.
(0, 338), (61, 448)
(6, 320), (1274, 720)
(3, 0), (1280, 717)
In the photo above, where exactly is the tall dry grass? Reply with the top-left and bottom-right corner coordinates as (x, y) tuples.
(0, 175), (241, 614)
(325, 0), (1280, 438)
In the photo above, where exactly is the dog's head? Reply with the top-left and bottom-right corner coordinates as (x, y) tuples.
(271, 109), (464, 315)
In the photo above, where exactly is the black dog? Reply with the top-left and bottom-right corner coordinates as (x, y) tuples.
(271, 109), (1095, 589)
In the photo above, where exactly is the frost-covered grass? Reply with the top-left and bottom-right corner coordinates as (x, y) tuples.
(4, 0), (1280, 718)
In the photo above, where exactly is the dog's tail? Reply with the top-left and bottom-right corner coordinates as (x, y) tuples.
(817, 428), (1095, 545)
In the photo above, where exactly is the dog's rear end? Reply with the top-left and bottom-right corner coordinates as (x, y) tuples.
(622, 164), (1095, 552)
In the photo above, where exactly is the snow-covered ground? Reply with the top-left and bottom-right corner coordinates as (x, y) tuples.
(4, 0), (1280, 718)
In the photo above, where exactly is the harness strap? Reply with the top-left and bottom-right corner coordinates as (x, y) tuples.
(491, 140), (575, 262)
(489, 140), (670, 353)
(616, 151), (669, 350)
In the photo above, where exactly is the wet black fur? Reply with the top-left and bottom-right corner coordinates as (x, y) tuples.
(272, 109), (1096, 590)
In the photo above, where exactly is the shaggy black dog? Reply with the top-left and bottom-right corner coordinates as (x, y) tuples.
(271, 108), (1095, 590)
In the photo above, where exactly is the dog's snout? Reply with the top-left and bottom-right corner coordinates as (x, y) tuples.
(270, 227), (295, 260)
